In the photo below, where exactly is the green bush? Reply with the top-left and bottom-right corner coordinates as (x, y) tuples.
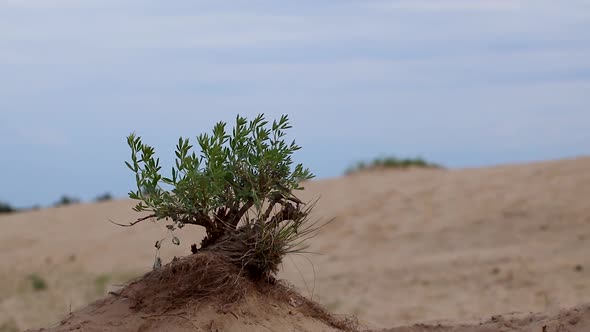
(54, 195), (80, 207)
(95, 192), (113, 202)
(28, 273), (47, 291)
(0, 201), (15, 214)
(345, 156), (441, 175)
(121, 114), (317, 279)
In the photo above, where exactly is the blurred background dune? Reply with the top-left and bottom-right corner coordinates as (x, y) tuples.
(2, 157), (590, 330)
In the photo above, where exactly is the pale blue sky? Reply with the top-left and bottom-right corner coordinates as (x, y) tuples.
(1, 0), (589, 208)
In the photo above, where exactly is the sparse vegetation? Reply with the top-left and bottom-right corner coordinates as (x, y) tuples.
(121, 114), (318, 280)
(94, 192), (113, 202)
(54, 195), (80, 207)
(94, 274), (111, 295)
(28, 273), (47, 291)
(345, 156), (441, 175)
(0, 319), (18, 332)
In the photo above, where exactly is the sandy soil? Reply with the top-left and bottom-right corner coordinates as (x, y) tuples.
(381, 302), (590, 331)
(2, 156), (590, 331)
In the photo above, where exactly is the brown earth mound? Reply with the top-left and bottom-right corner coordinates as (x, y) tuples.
(31, 253), (359, 332)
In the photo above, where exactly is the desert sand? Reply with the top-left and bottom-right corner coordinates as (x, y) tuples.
(2, 156), (590, 331)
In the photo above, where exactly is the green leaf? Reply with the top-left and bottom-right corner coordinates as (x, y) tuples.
(125, 161), (135, 172)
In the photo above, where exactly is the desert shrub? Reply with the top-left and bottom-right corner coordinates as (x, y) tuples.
(345, 156), (441, 175)
(54, 195), (80, 207)
(95, 192), (113, 202)
(120, 114), (317, 279)
(94, 274), (111, 294)
(28, 273), (47, 291)
(0, 201), (15, 214)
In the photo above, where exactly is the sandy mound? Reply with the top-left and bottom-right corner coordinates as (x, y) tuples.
(31, 253), (358, 332)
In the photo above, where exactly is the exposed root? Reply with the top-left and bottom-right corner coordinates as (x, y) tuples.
(121, 252), (248, 313)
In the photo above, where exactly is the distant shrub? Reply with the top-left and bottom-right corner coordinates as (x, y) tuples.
(94, 274), (111, 295)
(28, 274), (47, 291)
(95, 192), (113, 202)
(120, 114), (319, 280)
(54, 195), (80, 207)
(0, 201), (15, 214)
(345, 156), (441, 175)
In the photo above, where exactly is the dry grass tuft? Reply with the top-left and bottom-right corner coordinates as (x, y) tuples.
(121, 252), (248, 313)
(207, 201), (326, 280)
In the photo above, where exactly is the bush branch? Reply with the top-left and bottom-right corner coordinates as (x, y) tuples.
(109, 214), (157, 227)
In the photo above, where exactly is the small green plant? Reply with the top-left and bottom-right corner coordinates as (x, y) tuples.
(28, 273), (47, 291)
(94, 274), (111, 294)
(120, 114), (317, 279)
(345, 156), (441, 175)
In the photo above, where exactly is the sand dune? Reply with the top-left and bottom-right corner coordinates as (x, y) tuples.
(2, 156), (590, 331)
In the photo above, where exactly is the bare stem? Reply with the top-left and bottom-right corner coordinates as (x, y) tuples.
(109, 214), (157, 227)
